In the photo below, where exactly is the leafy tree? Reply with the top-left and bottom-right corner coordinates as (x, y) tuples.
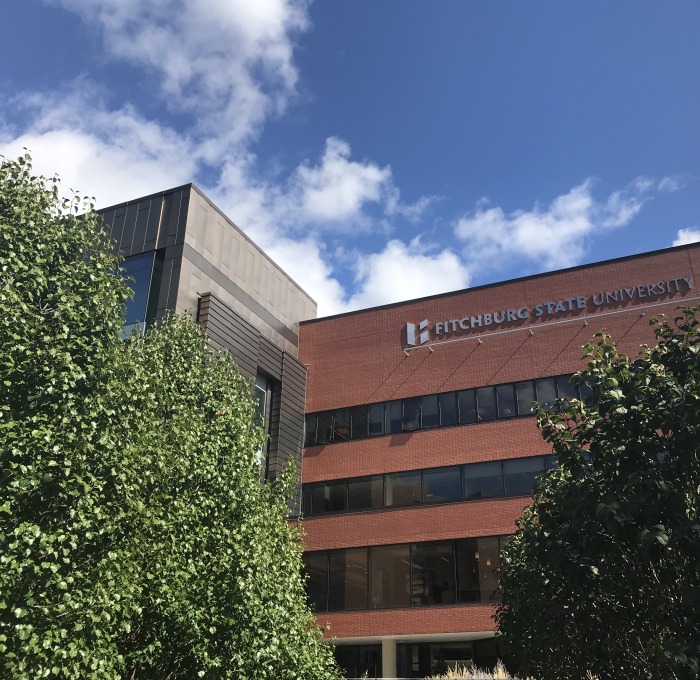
(0, 154), (339, 679)
(496, 311), (700, 680)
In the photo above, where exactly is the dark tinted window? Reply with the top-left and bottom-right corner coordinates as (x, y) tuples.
(421, 394), (439, 428)
(403, 397), (421, 431)
(351, 405), (369, 440)
(503, 457), (545, 496)
(370, 545), (411, 608)
(476, 387), (497, 422)
(347, 476), (383, 511)
(496, 384), (516, 418)
(385, 471), (422, 507)
(328, 480), (347, 512)
(515, 381), (536, 416)
(329, 549), (368, 611)
(423, 467), (462, 503)
(304, 415), (318, 446)
(535, 378), (557, 409)
(316, 412), (334, 444)
(122, 252), (155, 333)
(439, 392), (458, 426)
(310, 484), (329, 514)
(386, 401), (402, 434)
(303, 553), (328, 611)
(334, 409), (351, 442)
(556, 374), (577, 403)
(458, 389), (477, 424)
(411, 542), (456, 606)
(368, 403), (384, 436)
(463, 462), (504, 499)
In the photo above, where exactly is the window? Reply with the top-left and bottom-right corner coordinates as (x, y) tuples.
(329, 549), (368, 611)
(385, 471), (422, 507)
(369, 545), (411, 608)
(455, 536), (501, 603)
(304, 373), (577, 447)
(347, 476), (383, 511)
(503, 457), (545, 496)
(422, 467), (462, 503)
(463, 461), (504, 499)
(411, 541), (456, 606)
(303, 553), (328, 611)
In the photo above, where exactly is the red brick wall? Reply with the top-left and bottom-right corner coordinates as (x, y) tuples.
(317, 604), (496, 639)
(302, 497), (526, 551)
(299, 246), (700, 413)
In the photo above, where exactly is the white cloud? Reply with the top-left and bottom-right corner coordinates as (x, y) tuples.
(672, 228), (700, 247)
(455, 178), (659, 271)
(659, 175), (685, 193)
(47, 0), (310, 154)
(345, 239), (471, 312)
(0, 88), (198, 206)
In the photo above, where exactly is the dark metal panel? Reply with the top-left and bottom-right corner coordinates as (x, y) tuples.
(143, 198), (162, 251)
(120, 202), (139, 256)
(257, 336), (283, 379)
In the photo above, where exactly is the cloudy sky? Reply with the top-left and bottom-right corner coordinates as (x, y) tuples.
(1, 1), (698, 317)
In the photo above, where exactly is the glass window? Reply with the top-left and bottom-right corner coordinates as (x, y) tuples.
(303, 553), (329, 611)
(403, 397), (421, 431)
(347, 476), (384, 511)
(385, 471), (422, 507)
(503, 457), (545, 496)
(386, 401), (402, 434)
(333, 409), (351, 442)
(328, 480), (347, 512)
(316, 412), (334, 444)
(421, 394), (439, 428)
(439, 392), (458, 426)
(304, 415), (318, 447)
(476, 387), (497, 422)
(350, 405), (369, 440)
(496, 384), (516, 419)
(302, 486), (312, 516)
(369, 544), (411, 609)
(463, 461), (504, 499)
(122, 252), (155, 334)
(545, 454), (559, 469)
(577, 378), (594, 405)
(556, 374), (577, 402)
(411, 542), (456, 606)
(310, 484), (330, 514)
(422, 467), (462, 503)
(368, 403), (384, 436)
(455, 538), (479, 603)
(458, 389), (477, 424)
(476, 537), (501, 602)
(335, 645), (381, 680)
(535, 378), (557, 409)
(515, 381), (536, 416)
(329, 549), (368, 611)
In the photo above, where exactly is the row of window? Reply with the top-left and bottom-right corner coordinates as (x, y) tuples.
(305, 373), (588, 447)
(303, 536), (507, 612)
(302, 454), (558, 516)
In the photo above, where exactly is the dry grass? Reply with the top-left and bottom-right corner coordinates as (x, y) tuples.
(429, 660), (513, 678)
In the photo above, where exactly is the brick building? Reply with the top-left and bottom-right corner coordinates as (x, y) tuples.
(98, 186), (700, 678)
(298, 245), (700, 678)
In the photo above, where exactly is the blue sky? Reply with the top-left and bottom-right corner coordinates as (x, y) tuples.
(1, 1), (698, 317)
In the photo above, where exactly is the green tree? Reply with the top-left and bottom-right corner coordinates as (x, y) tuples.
(0, 154), (339, 679)
(496, 311), (700, 680)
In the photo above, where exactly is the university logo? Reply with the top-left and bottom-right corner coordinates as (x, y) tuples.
(406, 319), (430, 346)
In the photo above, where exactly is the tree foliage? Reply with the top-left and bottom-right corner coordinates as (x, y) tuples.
(496, 311), (700, 680)
(0, 154), (339, 679)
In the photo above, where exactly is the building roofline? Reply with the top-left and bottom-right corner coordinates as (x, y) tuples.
(300, 241), (700, 325)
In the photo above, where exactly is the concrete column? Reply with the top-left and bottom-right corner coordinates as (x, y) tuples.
(381, 638), (397, 679)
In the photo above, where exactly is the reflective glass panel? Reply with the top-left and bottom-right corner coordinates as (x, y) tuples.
(329, 548), (368, 611)
(411, 542), (456, 606)
(351, 405), (369, 440)
(316, 412), (334, 444)
(304, 415), (318, 446)
(385, 471), (422, 507)
(476, 387), (497, 422)
(503, 457), (545, 496)
(303, 553), (328, 611)
(439, 392), (458, 426)
(535, 378), (557, 409)
(458, 390), (477, 424)
(403, 397), (421, 431)
(515, 381), (536, 416)
(455, 538), (480, 602)
(421, 394), (439, 428)
(122, 252), (155, 334)
(463, 461), (504, 499)
(310, 484), (330, 514)
(369, 544), (411, 608)
(496, 384), (516, 418)
(347, 476), (384, 511)
(369, 403), (385, 436)
(422, 467), (462, 503)
(328, 480), (347, 512)
(386, 401), (402, 434)
(333, 409), (351, 442)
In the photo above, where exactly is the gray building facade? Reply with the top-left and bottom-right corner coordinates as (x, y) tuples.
(97, 184), (316, 508)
